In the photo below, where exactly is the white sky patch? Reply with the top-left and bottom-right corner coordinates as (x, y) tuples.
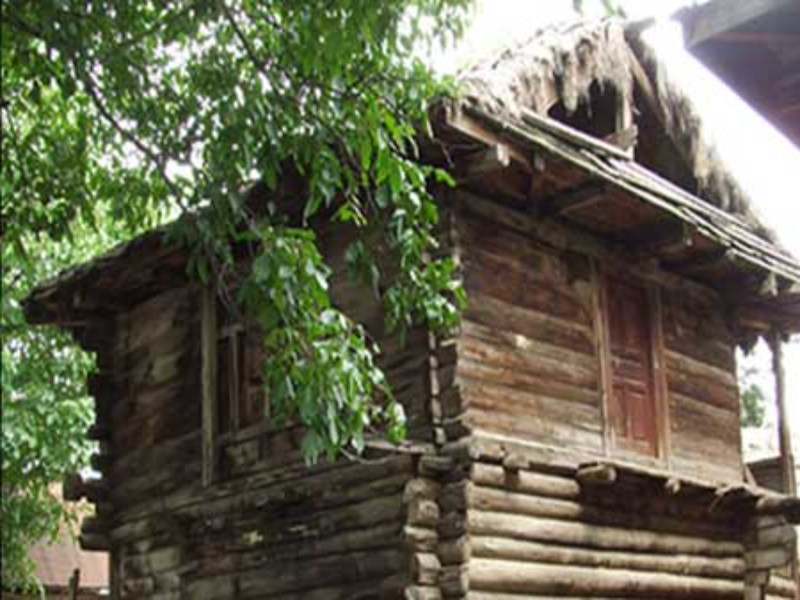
(429, 0), (800, 459)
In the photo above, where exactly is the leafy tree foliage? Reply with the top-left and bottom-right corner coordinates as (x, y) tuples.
(2, 0), (469, 587)
(1, 215), (137, 591)
(739, 364), (767, 428)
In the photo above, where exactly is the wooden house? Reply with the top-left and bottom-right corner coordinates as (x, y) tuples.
(25, 20), (800, 600)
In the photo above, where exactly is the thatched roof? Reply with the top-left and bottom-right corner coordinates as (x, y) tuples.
(457, 18), (769, 238)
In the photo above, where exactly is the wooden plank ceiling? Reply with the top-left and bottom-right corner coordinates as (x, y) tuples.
(678, 0), (800, 147)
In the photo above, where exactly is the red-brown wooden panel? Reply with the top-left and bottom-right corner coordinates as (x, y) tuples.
(606, 278), (658, 455)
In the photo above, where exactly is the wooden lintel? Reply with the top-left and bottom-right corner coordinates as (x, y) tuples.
(537, 181), (608, 220)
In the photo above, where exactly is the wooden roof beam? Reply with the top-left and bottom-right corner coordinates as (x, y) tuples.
(535, 181), (609, 220)
(604, 126), (638, 152)
(442, 103), (533, 173)
(665, 248), (735, 275)
(629, 221), (695, 259)
(457, 144), (511, 183)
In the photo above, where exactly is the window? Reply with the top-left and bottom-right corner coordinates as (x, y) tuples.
(547, 82), (620, 140)
(216, 304), (267, 436)
(202, 287), (267, 485)
(601, 276), (664, 457)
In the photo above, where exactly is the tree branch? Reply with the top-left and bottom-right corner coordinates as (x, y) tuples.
(78, 70), (189, 211)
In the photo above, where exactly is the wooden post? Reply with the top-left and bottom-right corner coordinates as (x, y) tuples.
(767, 329), (798, 589)
(68, 568), (80, 600)
(768, 330), (796, 496)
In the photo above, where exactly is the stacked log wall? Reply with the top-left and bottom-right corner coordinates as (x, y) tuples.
(92, 223), (441, 599)
(439, 198), (794, 598)
(459, 446), (796, 599)
(453, 205), (603, 455)
(660, 288), (743, 482)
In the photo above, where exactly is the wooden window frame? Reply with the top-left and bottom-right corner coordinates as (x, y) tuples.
(594, 265), (670, 464)
(201, 286), (268, 486)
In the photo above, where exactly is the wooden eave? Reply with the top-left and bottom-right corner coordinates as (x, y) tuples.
(434, 99), (800, 335)
(23, 226), (188, 327)
(23, 180), (303, 327)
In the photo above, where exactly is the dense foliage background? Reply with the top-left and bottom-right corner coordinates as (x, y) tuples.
(2, 0), (470, 589)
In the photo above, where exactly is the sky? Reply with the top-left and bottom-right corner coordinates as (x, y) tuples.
(431, 0), (800, 458)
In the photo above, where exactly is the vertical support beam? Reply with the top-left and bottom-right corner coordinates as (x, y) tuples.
(614, 89), (635, 157)
(649, 286), (672, 467)
(590, 261), (613, 457)
(68, 568), (80, 600)
(201, 286), (218, 487)
(767, 329), (798, 587)
(768, 330), (796, 496)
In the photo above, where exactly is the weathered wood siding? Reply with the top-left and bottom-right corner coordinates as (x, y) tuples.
(427, 198), (800, 600)
(660, 288), (743, 482)
(454, 207), (604, 455)
(452, 202), (743, 482)
(99, 225), (440, 599)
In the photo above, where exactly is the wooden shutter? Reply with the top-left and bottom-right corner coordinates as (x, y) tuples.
(605, 277), (658, 456)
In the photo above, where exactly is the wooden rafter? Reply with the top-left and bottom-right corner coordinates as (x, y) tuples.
(536, 181), (609, 219)
(457, 144), (511, 182)
(628, 221), (695, 258)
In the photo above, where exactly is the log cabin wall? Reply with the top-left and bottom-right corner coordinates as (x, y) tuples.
(61, 191), (795, 599)
(449, 196), (744, 481)
(92, 221), (444, 599)
(435, 195), (799, 599)
(660, 287), (743, 483)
